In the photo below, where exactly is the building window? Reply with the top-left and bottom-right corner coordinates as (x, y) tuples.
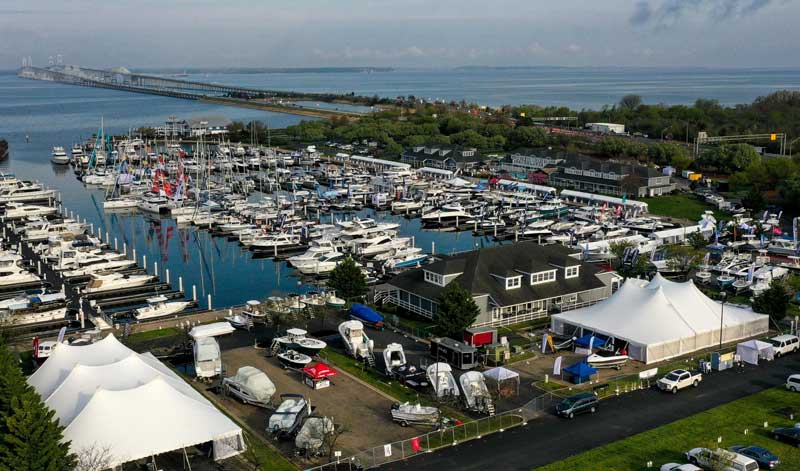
(506, 276), (521, 290)
(565, 266), (580, 279)
(424, 270), (444, 286)
(530, 270), (556, 285)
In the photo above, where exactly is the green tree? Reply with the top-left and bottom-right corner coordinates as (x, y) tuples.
(619, 94), (642, 110)
(687, 231), (708, 250)
(508, 126), (547, 148)
(752, 281), (791, 322)
(742, 186), (766, 213)
(327, 257), (367, 301)
(0, 341), (75, 471)
(435, 282), (479, 338)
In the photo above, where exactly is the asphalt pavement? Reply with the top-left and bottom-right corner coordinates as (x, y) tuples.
(380, 353), (800, 471)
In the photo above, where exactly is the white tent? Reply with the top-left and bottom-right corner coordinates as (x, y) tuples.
(736, 339), (775, 365)
(551, 275), (769, 364)
(63, 378), (244, 467)
(27, 334), (244, 466)
(482, 367), (520, 396)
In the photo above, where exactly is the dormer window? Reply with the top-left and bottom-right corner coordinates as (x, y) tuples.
(565, 266), (580, 279)
(506, 276), (522, 290)
(530, 270), (557, 285)
(424, 270), (444, 286)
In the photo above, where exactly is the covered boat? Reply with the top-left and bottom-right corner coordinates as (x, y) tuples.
(459, 371), (494, 415)
(390, 402), (440, 427)
(426, 362), (459, 398)
(349, 303), (384, 328)
(222, 366), (276, 408)
(383, 343), (406, 375)
(294, 417), (334, 456)
(268, 394), (309, 438)
(193, 337), (221, 379)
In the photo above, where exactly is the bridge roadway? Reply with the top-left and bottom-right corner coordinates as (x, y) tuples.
(17, 65), (368, 118)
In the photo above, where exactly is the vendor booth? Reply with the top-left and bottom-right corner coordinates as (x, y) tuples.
(735, 339), (775, 366)
(482, 366), (520, 397)
(302, 362), (337, 390)
(563, 361), (598, 384)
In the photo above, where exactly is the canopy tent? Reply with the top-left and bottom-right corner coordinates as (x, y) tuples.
(574, 334), (606, 349)
(27, 335), (244, 466)
(302, 362), (337, 380)
(551, 274), (769, 364)
(482, 367), (520, 396)
(563, 361), (597, 384)
(736, 339), (775, 365)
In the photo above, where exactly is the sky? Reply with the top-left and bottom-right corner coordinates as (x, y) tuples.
(1, 0), (797, 69)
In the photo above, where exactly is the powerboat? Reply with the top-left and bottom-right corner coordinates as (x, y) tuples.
(273, 328), (327, 356)
(83, 272), (155, 293)
(459, 371), (494, 414)
(194, 336), (222, 379)
(390, 402), (440, 427)
(295, 417), (335, 457)
(134, 295), (192, 321)
(325, 293), (346, 309)
(51, 146), (70, 165)
(277, 350), (312, 369)
(294, 252), (347, 275)
(383, 343), (407, 375)
(586, 351), (629, 370)
(137, 193), (171, 214)
(426, 362), (460, 398)
(268, 394), (309, 438)
(3, 203), (57, 219)
(103, 197), (139, 210)
(0, 291), (68, 325)
(338, 320), (374, 361)
(225, 312), (253, 330)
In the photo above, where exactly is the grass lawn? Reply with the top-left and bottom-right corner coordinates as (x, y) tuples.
(642, 194), (726, 221)
(537, 387), (800, 470)
(123, 326), (182, 343)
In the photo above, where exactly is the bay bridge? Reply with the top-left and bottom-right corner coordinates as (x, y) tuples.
(17, 65), (368, 118)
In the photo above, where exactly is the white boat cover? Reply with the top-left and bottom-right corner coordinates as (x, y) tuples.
(294, 417), (334, 452)
(189, 322), (236, 339)
(269, 397), (308, 432)
(227, 366), (276, 403)
(27, 334), (244, 465)
(426, 362), (459, 398)
(736, 339), (775, 366)
(551, 274), (769, 364)
(459, 371), (490, 409)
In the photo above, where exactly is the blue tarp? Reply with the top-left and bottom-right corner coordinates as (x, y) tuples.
(349, 304), (384, 327)
(574, 334), (606, 349)
(563, 361), (597, 384)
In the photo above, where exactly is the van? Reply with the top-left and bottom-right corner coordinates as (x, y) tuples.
(555, 392), (598, 419)
(787, 373), (800, 392)
(686, 448), (759, 471)
(766, 334), (799, 357)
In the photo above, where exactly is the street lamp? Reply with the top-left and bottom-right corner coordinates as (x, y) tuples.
(719, 291), (727, 350)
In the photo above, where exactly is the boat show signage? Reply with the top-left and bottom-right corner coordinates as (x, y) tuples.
(384, 444), (392, 457)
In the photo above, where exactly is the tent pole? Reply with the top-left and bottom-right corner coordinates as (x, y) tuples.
(183, 447), (192, 470)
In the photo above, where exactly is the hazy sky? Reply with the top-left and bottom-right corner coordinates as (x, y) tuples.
(1, 0), (797, 69)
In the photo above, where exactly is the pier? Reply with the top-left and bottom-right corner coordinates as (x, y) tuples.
(17, 65), (371, 119)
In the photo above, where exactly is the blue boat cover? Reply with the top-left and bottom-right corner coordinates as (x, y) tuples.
(349, 304), (383, 325)
(574, 334), (606, 348)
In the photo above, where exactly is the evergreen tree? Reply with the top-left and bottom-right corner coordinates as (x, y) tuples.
(435, 282), (479, 338)
(328, 257), (367, 301)
(0, 341), (76, 471)
(752, 282), (791, 322)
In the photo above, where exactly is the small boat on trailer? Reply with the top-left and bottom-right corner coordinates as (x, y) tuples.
(277, 349), (312, 369)
(586, 351), (629, 370)
(390, 402), (440, 427)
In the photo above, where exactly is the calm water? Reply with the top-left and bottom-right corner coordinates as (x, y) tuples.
(184, 67), (800, 108)
(2, 66), (799, 306)
(0, 73), (491, 307)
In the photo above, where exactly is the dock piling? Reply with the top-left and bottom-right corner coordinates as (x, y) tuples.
(431, 241), (435, 256)
(207, 294), (212, 310)
(114, 238), (118, 251)
(154, 262), (158, 279)
(166, 269), (170, 284)
(143, 255), (147, 273)
(192, 285), (197, 302)
(179, 276), (183, 293)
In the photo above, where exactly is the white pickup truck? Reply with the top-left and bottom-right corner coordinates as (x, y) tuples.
(657, 369), (702, 394)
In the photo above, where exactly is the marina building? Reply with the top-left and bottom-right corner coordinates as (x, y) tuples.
(549, 156), (675, 198)
(498, 148), (568, 174)
(401, 145), (481, 170)
(585, 122), (626, 134)
(382, 242), (621, 327)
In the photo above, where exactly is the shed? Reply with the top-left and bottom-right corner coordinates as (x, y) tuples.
(735, 339), (775, 366)
(463, 327), (497, 347)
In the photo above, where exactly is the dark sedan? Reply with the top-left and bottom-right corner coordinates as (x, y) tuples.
(730, 445), (780, 469)
(770, 427), (800, 447)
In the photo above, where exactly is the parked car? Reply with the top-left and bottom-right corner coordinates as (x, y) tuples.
(657, 369), (703, 394)
(730, 445), (780, 469)
(686, 447), (759, 471)
(786, 374), (800, 392)
(770, 426), (800, 447)
(555, 392), (598, 419)
(660, 463), (702, 471)
(766, 335), (799, 357)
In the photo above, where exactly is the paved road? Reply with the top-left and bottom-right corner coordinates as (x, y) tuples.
(380, 353), (800, 471)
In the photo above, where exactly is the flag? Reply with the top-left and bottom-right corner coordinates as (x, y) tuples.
(553, 356), (563, 375)
(57, 326), (66, 344)
(32, 337), (39, 359)
(541, 333), (549, 353)
(762, 210), (768, 221)
(794, 217), (798, 244)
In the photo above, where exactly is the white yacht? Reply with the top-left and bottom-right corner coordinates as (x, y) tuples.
(83, 272), (155, 293)
(103, 197), (139, 210)
(134, 295), (192, 321)
(51, 146), (70, 165)
(767, 238), (799, 256)
(137, 193), (171, 214)
(0, 291), (68, 325)
(249, 233), (303, 252)
(0, 183), (56, 203)
(295, 252), (348, 275)
(0, 255), (40, 287)
(3, 203), (57, 219)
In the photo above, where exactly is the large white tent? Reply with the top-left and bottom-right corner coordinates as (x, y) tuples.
(551, 274), (769, 363)
(28, 334), (244, 466)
